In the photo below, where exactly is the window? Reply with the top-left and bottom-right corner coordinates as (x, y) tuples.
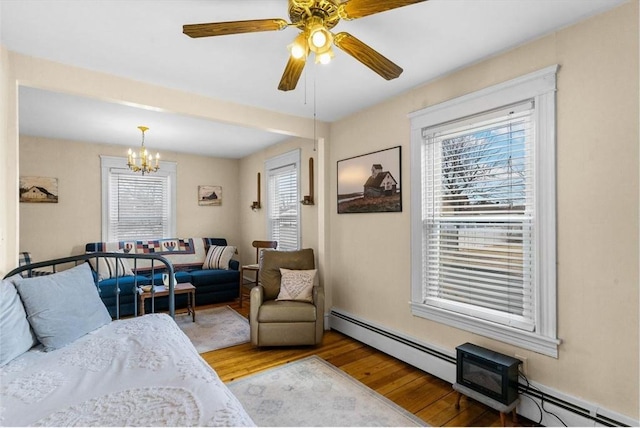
(101, 156), (176, 241)
(265, 149), (301, 251)
(410, 66), (560, 357)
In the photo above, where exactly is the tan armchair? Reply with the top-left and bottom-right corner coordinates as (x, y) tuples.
(249, 248), (324, 347)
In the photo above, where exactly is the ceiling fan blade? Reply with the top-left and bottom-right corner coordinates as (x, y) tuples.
(183, 19), (288, 38)
(333, 32), (403, 80)
(339, 0), (427, 20)
(278, 56), (306, 91)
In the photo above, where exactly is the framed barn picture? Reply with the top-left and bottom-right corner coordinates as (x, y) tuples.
(19, 176), (59, 203)
(337, 146), (402, 214)
(198, 185), (222, 206)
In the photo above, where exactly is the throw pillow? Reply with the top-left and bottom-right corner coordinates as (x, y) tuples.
(13, 263), (112, 352)
(87, 251), (134, 280)
(202, 245), (236, 270)
(0, 276), (38, 365)
(276, 268), (317, 303)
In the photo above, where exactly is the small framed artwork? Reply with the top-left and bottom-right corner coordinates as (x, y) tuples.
(20, 176), (59, 203)
(337, 146), (401, 214)
(198, 185), (222, 206)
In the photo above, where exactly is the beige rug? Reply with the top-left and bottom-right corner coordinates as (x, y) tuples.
(174, 306), (249, 353)
(227, 355), (427, 427)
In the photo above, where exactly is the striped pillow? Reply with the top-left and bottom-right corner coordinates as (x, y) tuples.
(203, 245), (236, 270)
(88, 251), (134, 280)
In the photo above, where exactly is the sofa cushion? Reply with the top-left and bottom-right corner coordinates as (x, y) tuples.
(257, 299), (317, 323)
(13, 263), (112, 351)
(260, 249), (315, 301)
(189, 269), (239, 287)
(0, 276), (38, 365)
(98, 275), (152, 293)
(202, 245), (236, 270)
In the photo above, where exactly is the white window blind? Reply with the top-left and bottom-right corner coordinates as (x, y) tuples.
(101, 156), (176, 242)
(422, 101), (535, 331)
(266, 150), (300, 251)
(108, 171), (169, 241)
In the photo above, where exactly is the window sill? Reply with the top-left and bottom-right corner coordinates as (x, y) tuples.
(410, 302), (561, 357)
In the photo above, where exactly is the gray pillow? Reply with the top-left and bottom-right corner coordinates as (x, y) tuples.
(0, 276), (38, 365)
(13, 263), (112, 352)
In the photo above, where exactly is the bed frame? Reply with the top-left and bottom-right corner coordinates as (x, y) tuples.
(4, 252), (176, 319)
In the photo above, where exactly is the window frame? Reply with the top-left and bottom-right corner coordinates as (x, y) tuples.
(100, 155), (177, 242)
(409, 65), (560, 357)
(265, 149), (301, 251)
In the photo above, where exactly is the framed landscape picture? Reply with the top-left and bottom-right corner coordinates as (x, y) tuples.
(19, 176), (59, 203)
(198, 185), (222, 206)
(337, 146), (402, 214)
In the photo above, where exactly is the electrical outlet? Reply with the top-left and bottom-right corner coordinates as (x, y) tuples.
(515, 354), (528, 375)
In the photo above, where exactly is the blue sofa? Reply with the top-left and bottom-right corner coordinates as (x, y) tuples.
(85, 237), (239, 317)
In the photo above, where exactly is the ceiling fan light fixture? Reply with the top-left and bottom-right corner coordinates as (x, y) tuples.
(315, 47), (334, 64)
(311, 28), (327, 48)
(288, 32), (308, 59)
(290, 43), (306, 59)
(306, 16), (333, 53)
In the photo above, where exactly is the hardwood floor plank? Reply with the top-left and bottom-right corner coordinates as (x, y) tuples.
(201, 301), (537, 427)
(444, 402), (490, 427)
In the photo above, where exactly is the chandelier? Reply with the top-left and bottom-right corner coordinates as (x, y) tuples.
(127, 126), (159, 175)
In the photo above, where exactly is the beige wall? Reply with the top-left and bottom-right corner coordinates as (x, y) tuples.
(0, 45), (19, 275)
(19, 136), (241, 261)
(327, 1), (639, 418)
(237, 137), (319, 268)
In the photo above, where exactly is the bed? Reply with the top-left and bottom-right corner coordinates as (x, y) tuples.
(1, 253), (255, 426)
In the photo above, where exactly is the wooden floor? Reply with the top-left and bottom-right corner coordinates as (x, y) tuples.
(200, 301), (538, 427)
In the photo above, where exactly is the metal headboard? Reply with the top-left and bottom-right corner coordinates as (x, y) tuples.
(4, 252), (176, 319)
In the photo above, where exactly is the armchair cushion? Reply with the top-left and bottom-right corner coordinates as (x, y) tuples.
(258, 299), (318, 323)
(260, 248), (315, 300)
(276, 268), (316, 302)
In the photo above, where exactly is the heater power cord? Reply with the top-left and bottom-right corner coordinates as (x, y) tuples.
(518, 369), (567, 427)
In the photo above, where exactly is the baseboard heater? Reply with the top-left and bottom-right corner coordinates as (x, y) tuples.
(329, 308), (637, 427)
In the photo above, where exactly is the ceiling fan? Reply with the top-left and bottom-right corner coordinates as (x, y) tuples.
(183, 0), (427, 91)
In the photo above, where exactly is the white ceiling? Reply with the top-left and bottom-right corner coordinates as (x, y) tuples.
(1, 0), (625, 158)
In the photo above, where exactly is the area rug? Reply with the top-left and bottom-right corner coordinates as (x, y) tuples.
(174, 306), (249, 353)
(227, 355), (427, 427)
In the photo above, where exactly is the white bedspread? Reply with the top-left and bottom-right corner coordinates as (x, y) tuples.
(0, 314), (255, 427)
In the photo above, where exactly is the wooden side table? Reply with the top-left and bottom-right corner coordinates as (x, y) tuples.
(239, 264), (259, 308)
(452, 383), (519, 427)
(139, 282), (196, 322)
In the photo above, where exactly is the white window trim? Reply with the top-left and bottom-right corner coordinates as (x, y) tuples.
(100, 155), (177, 242)
(409, 65), (561, 357)
(265, 149), (301, 250)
